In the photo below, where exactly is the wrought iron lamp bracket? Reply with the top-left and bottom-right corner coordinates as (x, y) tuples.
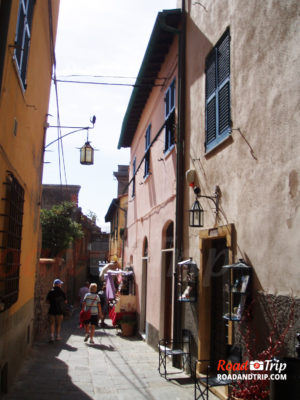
(194, 185), (220, 215)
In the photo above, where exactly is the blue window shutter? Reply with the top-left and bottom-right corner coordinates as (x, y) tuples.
(132, 157), (136, 197)
(164, 79), (176, 152)
(14, 0), (35, 89)
(144, 125), (151, 177)
(205, 30), (231, 152)
(206, 52), (216, 98)
(165, 91), (170, 118)
(206, 97), (216, 145)
(218, 81), (230, 134)
(217, 33), (230, 85)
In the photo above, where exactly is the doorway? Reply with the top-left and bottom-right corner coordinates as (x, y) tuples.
(207, 238), (228, 368)
(163, 250), (173, 341)
(140, 238), (148, 337)
(162, 222), (174, 342)
(198, 224), (234, 371)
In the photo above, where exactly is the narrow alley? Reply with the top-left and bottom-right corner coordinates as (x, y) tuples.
(2, 311), (218, 400)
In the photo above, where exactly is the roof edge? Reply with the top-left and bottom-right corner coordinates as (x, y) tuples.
(117, 8), (182, 149)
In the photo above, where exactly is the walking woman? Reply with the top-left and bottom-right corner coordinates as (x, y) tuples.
(82, 283), (103, 344)
(46, 279), (67, 343)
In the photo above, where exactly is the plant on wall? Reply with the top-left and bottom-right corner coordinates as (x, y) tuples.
(40, 201), (84, 257)
(230, 293), (295, 400)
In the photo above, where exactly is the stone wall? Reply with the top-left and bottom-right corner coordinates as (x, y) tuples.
(234, 292), (300, 359)
(34, 257), (70, 338)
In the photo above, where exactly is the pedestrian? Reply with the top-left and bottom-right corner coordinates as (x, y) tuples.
(98, 281), (108, 328)
(78, 281), (89, 306)
(82, 283), (103, 344)
(46, 278), (67, 343)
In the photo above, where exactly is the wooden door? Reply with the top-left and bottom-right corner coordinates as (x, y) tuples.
(209, 238), (228, 369)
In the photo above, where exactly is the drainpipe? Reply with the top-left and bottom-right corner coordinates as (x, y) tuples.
(173, 0), (186, 347)
(159, 2), (186, 347)
(119, 7), (186, 346)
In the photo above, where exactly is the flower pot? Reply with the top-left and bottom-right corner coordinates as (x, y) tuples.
(120, 322), (135, 337)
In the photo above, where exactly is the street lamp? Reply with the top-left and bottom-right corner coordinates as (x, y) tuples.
(80, 141), (94, 165)
(44, 116), (96, 165)
(189, 199), (203, 227)
(189, 185), (220, 227)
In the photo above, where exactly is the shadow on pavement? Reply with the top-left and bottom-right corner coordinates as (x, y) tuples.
(3, 313), (93, 400)
(86, 343), (115, 351)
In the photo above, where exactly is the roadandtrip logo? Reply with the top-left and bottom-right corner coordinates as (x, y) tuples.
(217, 359), (287, 381)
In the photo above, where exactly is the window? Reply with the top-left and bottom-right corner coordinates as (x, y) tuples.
(0, 173), (24, 312)
(165, 79), (176, 152)
(205, 29), (231, 152)
(144, 124), (151, 178)
(165, 221), (174, 249)
(110, 211), (118, 240)
(132, 157), (136, 198)
(14, 0), (35, 89)
(0, 0), (12, 93)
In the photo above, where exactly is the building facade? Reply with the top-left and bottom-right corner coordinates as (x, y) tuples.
(118, 2), (300, 390)
(118, 9), (182, 346)
(0, 0), (59, 393)
(105, 165), (129, 266)
(182, 0), (300, 377)
(37, 183), (109, 335)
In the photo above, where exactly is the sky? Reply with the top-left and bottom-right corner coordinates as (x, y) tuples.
(43, 0), (178, 231)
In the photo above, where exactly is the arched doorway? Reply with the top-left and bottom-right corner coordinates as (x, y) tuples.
(140, 237), (148, 337)
(161, 221), (174, 342)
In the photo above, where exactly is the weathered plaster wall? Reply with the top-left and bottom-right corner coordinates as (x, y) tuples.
(185, 0), (300, 296)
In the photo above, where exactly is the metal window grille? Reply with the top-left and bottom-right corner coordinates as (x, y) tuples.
(0, 172), (24, 311)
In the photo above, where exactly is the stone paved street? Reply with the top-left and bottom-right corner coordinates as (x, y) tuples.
(3, 311), (219, 400)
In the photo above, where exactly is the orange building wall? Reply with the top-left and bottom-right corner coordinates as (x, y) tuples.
(109, 194), (128, 265)
(0, 0), (60, 390)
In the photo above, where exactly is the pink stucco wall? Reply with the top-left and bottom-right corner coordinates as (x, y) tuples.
(124, 38), (178, 340)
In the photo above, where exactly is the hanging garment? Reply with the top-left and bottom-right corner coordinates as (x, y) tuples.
(106, 272), (116, 300)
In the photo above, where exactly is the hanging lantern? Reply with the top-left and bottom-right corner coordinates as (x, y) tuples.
(80, 141), (94, 165)
(189, 199), (203, 227)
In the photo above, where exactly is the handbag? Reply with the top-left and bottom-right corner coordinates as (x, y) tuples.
(80, 308), (91, 322)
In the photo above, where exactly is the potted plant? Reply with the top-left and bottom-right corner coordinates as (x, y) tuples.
(119, 315), (136, 337)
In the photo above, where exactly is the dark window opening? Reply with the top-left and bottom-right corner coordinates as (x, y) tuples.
(0, 172), (24, 312)
(165, 222), (174, 249)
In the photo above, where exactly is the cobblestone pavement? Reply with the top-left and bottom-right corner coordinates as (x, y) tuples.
(3, 311), (219, 400)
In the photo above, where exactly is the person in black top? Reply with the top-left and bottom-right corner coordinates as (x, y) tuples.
(46, 279), (67, 342)
(98, 281), (108, 328)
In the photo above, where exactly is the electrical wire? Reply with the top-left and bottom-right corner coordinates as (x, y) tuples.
(48, 0), (68, 186)
(57, 74), (167, 81)
(53, 78), (164, 88)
